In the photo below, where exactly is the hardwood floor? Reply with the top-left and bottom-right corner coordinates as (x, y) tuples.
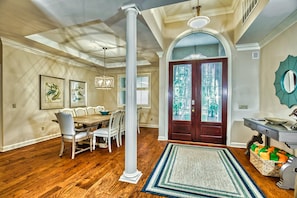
(0, 128), (294, 198)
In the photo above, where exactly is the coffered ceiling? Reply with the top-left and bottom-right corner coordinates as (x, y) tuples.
(0, 0), (296, 68)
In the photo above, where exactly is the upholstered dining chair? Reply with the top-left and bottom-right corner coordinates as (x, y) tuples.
(75, 107), (87, 116)
(55, 112), (92, 159)
(92, 110), (121, 152)
(119, 110), (125, 146)
(60, 108), (76, 117)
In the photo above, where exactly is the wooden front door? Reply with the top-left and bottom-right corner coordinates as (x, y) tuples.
(168, 58), (228, 144)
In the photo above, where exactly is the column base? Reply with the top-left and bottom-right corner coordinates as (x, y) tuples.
(119, 170), (143, 184)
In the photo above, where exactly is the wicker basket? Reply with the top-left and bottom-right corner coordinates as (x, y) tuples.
(250, 150), (282, 177)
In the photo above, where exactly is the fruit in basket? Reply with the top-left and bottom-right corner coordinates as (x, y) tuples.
(259, 151), (270, 160)
(277, 153), (289, 163)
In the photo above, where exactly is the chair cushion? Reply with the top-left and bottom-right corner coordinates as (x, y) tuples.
(63, 132), (89, 140)
(93, 128), (109, 136)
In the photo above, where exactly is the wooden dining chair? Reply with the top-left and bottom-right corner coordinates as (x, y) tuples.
(55, 112), (93, 159)
(75, 107), (87, 116)
(95, 105), (105, 114)
(137, 107), (142, 134)
(86, 106), (96, 115)
(92, 110), (121, 152)
(119, 110), (125, 146)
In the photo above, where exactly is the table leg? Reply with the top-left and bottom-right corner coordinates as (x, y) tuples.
(245, 133), (263, 156)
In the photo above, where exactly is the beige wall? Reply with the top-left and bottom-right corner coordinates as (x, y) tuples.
(259, 22), (297, 153)
(0, 38), (159, 151)
(1, 40), (101, 151)
(230, 49), (260, 146)
(234, 22), (297, 154)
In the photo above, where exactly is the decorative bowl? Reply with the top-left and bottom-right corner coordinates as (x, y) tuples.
(264, 117), (288, 125)
(100, 110), (109, 115)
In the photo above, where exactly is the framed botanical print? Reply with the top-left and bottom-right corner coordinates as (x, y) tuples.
(70, 80), (87, 107)
(40, 75), (65, 109)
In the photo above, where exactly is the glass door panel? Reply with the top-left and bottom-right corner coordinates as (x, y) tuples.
(201, 62), (222, 122)
(172, 64), (192, 121)
(169, 58), (227, 144)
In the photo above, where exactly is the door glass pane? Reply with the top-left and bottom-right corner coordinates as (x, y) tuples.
(201, 62), (222, 122)
(172, 64), (192, 121)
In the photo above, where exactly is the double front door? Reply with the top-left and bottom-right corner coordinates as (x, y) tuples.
(168, 58), (228, 144)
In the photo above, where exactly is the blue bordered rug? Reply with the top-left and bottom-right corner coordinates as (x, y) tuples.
(142, 143), (265, 198)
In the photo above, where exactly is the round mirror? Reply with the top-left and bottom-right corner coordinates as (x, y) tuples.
(274, 55), (297, 107)
(283, 70), (296, 93)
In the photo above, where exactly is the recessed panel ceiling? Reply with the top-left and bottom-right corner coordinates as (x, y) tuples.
(1, 0), (296, 68)
(29, 0), (188, 67)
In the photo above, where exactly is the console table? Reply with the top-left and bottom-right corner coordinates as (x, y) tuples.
(244, 118), (297, 189)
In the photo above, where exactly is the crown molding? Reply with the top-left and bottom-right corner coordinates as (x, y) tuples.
(1, 37), (88, 68)
(235, 43), (260, 51)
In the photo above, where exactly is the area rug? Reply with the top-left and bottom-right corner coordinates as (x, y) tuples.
(142, 143), (265, 198)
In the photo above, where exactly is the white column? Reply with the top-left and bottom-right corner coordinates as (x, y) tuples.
(156, 51), (167, 141)
(119, 4), (142, 184)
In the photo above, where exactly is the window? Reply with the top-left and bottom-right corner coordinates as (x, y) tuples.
(118, 74), (151, 107)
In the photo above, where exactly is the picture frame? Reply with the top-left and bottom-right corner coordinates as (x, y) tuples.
(70, 80), (87, 108)
(40, 75), (65, 110)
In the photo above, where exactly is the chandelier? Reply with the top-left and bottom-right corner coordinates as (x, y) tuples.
(95, 47), (114, 89)
(187, 0), (210, 29)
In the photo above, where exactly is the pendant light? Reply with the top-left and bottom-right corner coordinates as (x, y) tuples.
(94, 47), (114, 89)
(187, 0), (210, 29)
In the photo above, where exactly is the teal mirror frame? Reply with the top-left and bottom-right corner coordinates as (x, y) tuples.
(274, 55), (297, 108)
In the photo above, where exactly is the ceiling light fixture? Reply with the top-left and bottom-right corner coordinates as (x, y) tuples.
(95, 47), (114, 89)
(187, 0), (210, 29)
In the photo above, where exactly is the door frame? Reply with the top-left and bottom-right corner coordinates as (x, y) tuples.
(157, 29), (232, 146)
(168, 58), (228, 144)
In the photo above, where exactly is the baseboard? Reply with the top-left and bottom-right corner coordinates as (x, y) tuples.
(140, 124), (159, 128)
(0, 125), (159, 152)
(158, 135), (167, 141)
(229, 142), (247, 148)
(0, 133), (60, 152)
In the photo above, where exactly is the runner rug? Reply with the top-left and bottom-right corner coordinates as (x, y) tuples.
(142, 143), (265, 198)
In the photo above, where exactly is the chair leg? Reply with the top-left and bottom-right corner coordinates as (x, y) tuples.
(116, 135), (120, 148)
(71, 141), (76, 159)
(108, 137), (112, 153)
(59, 138), (64, 157)
(89, 137), (92, 152)
(119, 133), (122, 146)
(92, 135), (96, 150)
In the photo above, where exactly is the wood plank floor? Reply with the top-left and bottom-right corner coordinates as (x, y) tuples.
(0, 128), (294, 198)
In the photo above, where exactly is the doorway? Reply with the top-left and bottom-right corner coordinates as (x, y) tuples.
(168, 58), (228, 144)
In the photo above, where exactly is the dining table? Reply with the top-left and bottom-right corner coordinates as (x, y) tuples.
(53, 113), (111, 149)
(73, 114), (111, 128)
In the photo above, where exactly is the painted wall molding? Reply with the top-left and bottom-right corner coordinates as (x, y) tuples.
(0, 133), (60, 152)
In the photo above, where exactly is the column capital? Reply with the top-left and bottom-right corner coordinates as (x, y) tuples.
(156, 51), (164, 58)
(121, 4), (141, 15)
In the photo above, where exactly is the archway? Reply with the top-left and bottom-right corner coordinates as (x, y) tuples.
(159, 29), (233, 146)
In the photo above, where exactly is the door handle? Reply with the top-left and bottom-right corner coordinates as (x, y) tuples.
(192, 107), (195, 112)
